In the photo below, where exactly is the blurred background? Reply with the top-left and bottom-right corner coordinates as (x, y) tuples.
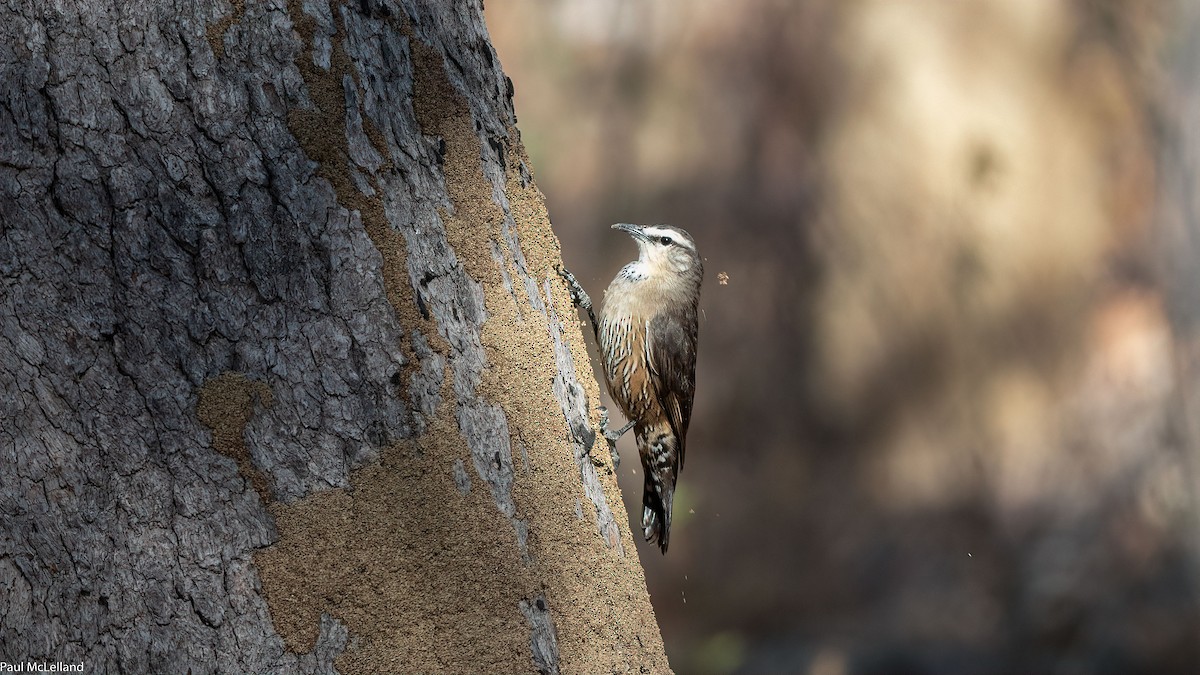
(488, 1), (1200, 673)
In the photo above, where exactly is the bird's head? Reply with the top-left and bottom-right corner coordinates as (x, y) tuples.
(613, 223), (701, 277)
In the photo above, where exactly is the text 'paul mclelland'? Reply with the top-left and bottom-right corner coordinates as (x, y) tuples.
(0, 663), (84, 673)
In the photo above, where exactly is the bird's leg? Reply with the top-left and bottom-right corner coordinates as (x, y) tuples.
(556, 265), (591, 310)
(598, 405), (634, 470)
(556, 265), (600, 341)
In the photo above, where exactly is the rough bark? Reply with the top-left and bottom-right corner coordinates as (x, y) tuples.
(0, 0), (671, 672)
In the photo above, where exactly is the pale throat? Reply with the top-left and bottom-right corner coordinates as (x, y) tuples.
(619, 251), (696, 283)
(618, 260), (650, 281)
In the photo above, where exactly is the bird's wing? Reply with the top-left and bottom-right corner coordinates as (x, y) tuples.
(647, 306), (699, 470)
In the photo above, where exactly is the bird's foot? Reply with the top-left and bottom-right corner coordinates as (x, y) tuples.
(598, 406), (635, 470)
(555, 265), (592, 311)
(599, 406), (619, 469)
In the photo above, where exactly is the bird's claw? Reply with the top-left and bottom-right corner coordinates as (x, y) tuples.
(556, 265), (589, 308)
(598, 406), (621, 470)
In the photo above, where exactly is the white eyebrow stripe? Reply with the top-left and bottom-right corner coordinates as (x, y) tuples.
(641, 226), (695, 250)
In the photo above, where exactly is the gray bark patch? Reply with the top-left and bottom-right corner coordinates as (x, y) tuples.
(452, 458), (471, 495)
(520, 596), (560, 675)
(458, 400), (516, 518)
(543, 280), (625, 553)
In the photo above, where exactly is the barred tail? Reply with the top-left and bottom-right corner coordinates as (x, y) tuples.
(640, 431), (680, 554)
(642, 479), (674, 553)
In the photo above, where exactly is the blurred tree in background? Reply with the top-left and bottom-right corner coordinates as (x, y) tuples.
(490, 1), (1200, 673)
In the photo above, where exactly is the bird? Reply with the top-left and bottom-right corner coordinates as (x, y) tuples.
(559, 223), (702, 553)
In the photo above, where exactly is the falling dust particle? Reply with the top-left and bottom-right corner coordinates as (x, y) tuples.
(682, 591), (686, 604)
(688, 509), (695, 514)
(717, 271), (729, 285)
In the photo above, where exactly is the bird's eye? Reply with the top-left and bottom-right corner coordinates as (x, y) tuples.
(659, 236), (673, 246)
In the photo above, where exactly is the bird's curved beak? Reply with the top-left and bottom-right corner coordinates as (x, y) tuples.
(612, 223), (647, 241)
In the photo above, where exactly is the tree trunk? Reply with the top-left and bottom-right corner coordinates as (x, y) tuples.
(0, 0), (671, 672)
